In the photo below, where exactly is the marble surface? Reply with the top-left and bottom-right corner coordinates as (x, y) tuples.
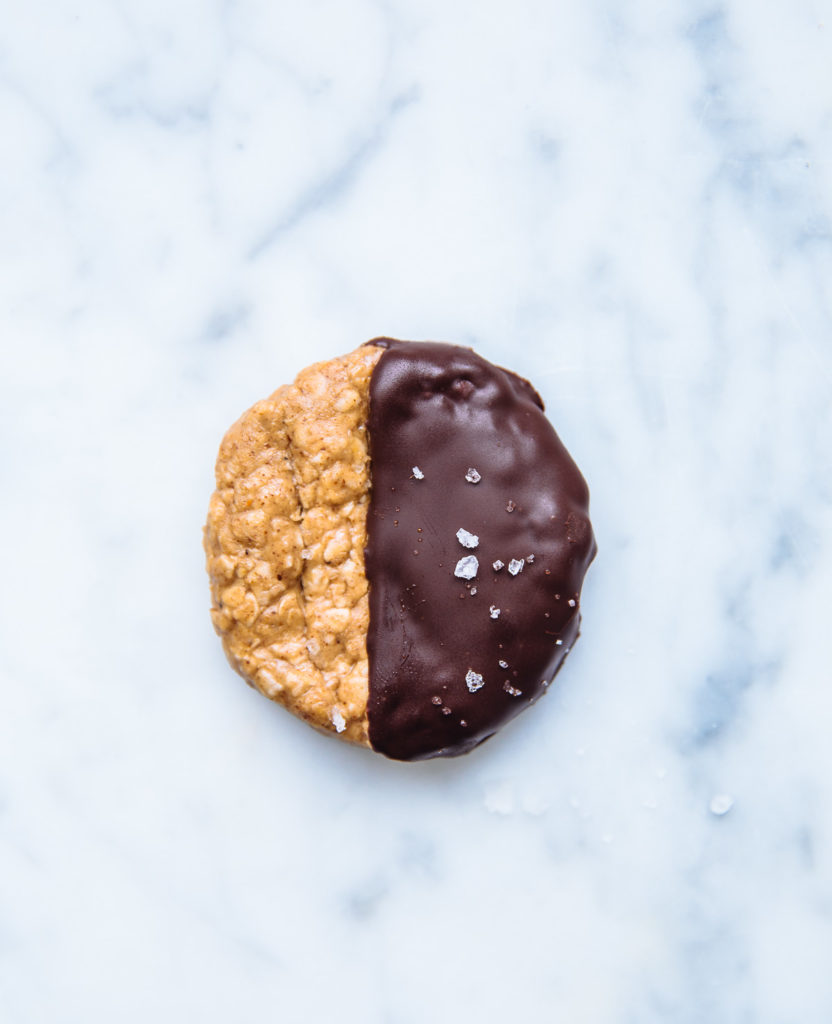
(2, 2), (832, 1021)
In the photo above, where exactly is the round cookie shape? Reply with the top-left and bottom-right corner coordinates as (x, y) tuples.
(364, 339), (596, 760)
(204, 338), (595, 760)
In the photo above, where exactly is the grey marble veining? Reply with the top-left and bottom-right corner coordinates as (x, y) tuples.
(1, 2), (831, 1022)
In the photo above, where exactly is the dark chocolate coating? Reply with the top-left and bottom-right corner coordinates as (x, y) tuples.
(364, 339), (596, 761)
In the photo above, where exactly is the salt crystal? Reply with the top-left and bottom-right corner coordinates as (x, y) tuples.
(555, 639), (563, 646)
(568, 598), (576, 607)
(506, 500), (516, 512)
(522, 794), (550, 817)
(527, 554), (535, 562)
(465, 468), (482, 483)
(431, 696), (442, 706)
(492, 560), (505, 571)
(331, 709), (346, 733)
(503, 682), (522, 697)
(484, 781), (514, 815)
(456, 527), (479, 549)
(508, 558), (525, 576)
(470, 587), (477, 596)
(489, 606), (501, 619)
(709, 793), (734, 816)
(454, 555), (479, 580)
(441, 706), (452, 716)
(499, 659), (508, 668)
(465, 669), (484, 693)
(412, 466), (424, 480)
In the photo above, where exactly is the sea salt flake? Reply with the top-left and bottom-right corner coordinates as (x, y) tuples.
(431, 696), (443, 706)
(454, 555), (479, 580)
(568, 598), (576, 607)
(503, 682), (523, 697)
(555, 638), (563, 646)
(508, 558), (525, 576)
(527, 554), (535, 562)
(489, 605), (501, 619)
(499, 659), (508, 668)
(506, 500), (516, 512)
(470, 587), (477, 596)
(412, 466), (424, 480)
(709, 793), (734, 816)
(465, 669), (484, 693)
(522, 794), (551, 817)
(441, 706), (452, 716)
(465, 467), (482, 483)
(331, 709), (346, 733)
(484, 781), (515, 815)
(456, 527), (479, 549)
(492, 560), (505, 571)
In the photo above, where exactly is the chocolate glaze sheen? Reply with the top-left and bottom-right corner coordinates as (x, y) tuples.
(364, 339), (596, 761)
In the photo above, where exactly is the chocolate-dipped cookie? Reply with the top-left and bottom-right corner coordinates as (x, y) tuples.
(204, 339), (596, 760)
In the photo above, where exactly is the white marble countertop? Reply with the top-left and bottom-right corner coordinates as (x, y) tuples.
(2, 2), (832, 1021)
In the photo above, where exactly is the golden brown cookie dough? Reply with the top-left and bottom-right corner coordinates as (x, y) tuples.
(204, 343), (384, 746)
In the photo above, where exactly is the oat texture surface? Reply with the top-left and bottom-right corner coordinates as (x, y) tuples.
(204, 343), (384, 745)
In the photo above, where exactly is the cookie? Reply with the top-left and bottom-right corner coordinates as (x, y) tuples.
(204, 338), (596, 760)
